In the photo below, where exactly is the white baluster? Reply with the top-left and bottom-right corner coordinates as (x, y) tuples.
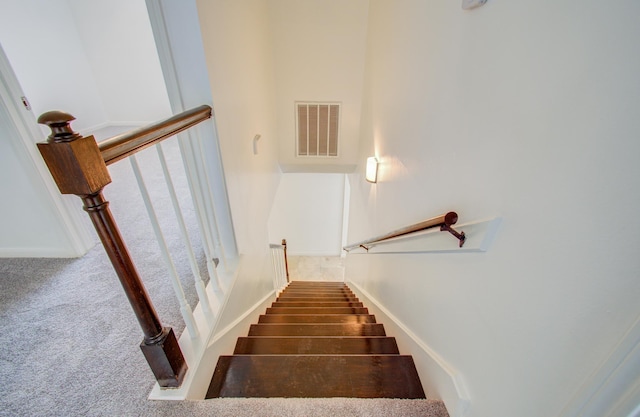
(130, 155), (199, 340)
(194, 129), (229, 273)
(177, 135), (225, 301)
(156, 143), (213, 316)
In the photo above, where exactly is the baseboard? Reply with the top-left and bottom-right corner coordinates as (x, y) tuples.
(0, 246), (86, 258)
(558, 312), (640, 417)
(348, 281), (471, 417)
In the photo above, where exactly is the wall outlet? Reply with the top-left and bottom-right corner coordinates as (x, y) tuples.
(461, 0), (487, 10)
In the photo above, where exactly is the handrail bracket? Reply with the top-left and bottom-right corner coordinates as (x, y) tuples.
(440, 224), (466, 247)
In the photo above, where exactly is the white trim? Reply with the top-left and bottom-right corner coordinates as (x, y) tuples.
(145, 0), (238, 260)
(558, 313), (640, 417)
(208, 290), (275, 348)
(0, 247), (88, 258)
(348, 281), (471, 417)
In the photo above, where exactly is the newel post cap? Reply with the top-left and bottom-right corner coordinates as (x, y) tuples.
(38, 110), (82, 142)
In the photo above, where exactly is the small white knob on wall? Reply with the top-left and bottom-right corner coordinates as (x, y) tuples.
(253, 134), (261, 155)
(461, 0), (487, 10)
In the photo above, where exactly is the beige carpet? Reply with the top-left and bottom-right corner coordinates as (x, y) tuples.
(139, 398), (449, 416)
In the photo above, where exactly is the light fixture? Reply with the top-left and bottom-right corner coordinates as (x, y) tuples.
(365, 156), (378, 183)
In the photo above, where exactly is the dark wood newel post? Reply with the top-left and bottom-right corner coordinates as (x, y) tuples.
(281, 239), (289, 282)
(36, 111), (187, 388)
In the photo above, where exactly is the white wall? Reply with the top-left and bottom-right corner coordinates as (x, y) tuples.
(0, 0), (170, 130)
(268, 173), (345, 256)
(196, 0), (281, 307)
(346, 1), (640, 417)
(67, 0), (171, 123)
(0, 0), (108, 131)
(0, 0), (170, 257)
(0, 102), (78, 256)
(0, 44), (94, 257)
(268, 0), (369, 172)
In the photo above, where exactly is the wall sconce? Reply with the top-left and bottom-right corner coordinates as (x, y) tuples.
(365, 156), (378, 183)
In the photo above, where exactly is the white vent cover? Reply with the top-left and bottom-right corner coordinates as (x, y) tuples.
(296, 102), (340, 157)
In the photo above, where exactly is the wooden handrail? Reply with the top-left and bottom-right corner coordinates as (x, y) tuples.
(98, 105), (212, 165)
(343, 211), (466, 251)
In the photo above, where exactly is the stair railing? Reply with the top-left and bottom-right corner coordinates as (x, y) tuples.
(343, 211), (466, 252)
(269, 238), (289, 291)
(36, 105), (223, 389)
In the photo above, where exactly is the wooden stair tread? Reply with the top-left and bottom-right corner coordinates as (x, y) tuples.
(286, 282), (347, 286)
(249, 323), (386, 336)
(234, 336), (399, 354)
(207, 282), (426, 400)
(267, 307), (369, 315)
(272, 301), (364, 307)
(258, 314), (376, 324)
(206, 355), (425, 398)
(283, 287), (353, 291)
(277, 296), (360, 301)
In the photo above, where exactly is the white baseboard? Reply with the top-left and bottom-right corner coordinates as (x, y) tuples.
(558, 313), (640, 417)
(348, 281), (471, 417)
(0, 246), (88, 258)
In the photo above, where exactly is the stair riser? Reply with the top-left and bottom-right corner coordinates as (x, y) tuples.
(248, 324), (386, 336)
(272, 302), (364, 308)
(286, 283), (347, 287)
(258, 314), (377, 324)
(233, 337), (400, 354)
(266, 307), (369, 315)
(280, 293), (356, 297)
(276, 295), (360, 303)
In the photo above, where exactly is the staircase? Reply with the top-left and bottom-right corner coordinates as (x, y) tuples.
(206, 281), (426, 398)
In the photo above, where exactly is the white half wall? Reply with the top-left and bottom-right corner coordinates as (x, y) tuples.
(268, 173), (345, 256)
(196, 0), (281, 257)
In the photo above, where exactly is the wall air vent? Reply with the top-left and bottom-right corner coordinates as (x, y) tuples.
(296, 102), (340, 157)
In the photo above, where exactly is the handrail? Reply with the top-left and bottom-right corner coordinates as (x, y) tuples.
(343, 211), (466, 251)
(98, 105), (212, 165)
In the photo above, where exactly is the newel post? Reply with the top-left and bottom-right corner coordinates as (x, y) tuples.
(37, 111), (187, 388)
(281, 239), (289, 282)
